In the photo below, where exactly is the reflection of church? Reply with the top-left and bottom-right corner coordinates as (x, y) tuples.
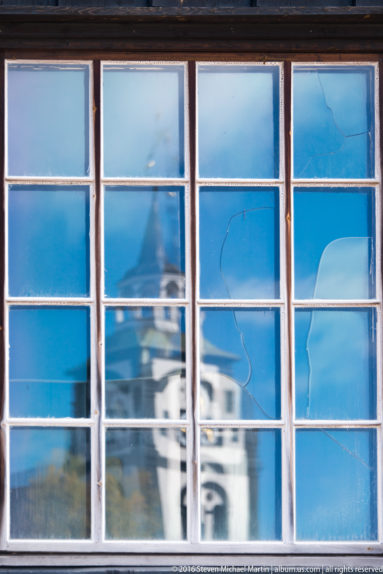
(103, 194), (256, 541)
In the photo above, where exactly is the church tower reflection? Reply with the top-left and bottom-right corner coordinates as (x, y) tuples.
(103, 191), (254, 541)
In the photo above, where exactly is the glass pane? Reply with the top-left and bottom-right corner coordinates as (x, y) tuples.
(198, 65), (279, 179)
(296, 429), (377, 540)
(8, 63), (89, 177)
(105, 186), (185, 298)
(294, 66), (374, 179)
(200, 428), (281, 541)
(103, 64), (184, 178)
(295, 309), (376, 421)
(9, 185), (90, 297)
(294, 188), (375, 300)
(105, 307), (186, 419)
(200, 309), (280, 420)
(9, 307), (90, 418)
(10, 427), (90, 539)
(199, 187), (279, 299)
(106, 428), (186, 540)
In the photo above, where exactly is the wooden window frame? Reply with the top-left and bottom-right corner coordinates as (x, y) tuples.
(0, 5), (383, 567)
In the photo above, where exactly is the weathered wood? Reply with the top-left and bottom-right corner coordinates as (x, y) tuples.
(0, 0), (380, 10)
(1, 40), (383, 53)
(3, 50), (381, 59)
(2, 20), (382, 40)
(0, 1), (381, 56)
(0, 0), (379, 5)
(0, 22), (383, 51)
(0, 11), (381, 53)
(0, 5), (382, 17)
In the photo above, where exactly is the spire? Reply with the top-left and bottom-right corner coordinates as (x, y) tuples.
(117, 189), (183, 300)
(137, 191), (166, 273)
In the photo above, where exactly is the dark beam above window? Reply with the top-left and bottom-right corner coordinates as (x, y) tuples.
(0, 0), (382, 7)
(0, 8), (382, 54)
(0, 2), (381, 63)
(0, 0), (382, 14)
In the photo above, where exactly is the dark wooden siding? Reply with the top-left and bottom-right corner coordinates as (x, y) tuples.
(0, 0), (382, 7)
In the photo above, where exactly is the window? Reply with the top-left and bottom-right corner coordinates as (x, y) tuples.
(3, 58), (381, 553)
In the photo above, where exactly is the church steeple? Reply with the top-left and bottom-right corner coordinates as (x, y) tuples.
(117, 190), (184, 299)
(136, 190), (167, 275)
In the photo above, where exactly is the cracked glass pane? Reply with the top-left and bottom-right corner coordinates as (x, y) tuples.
(8, 63), (89, 177)
(105, 307), (186, 419)
(103, 65), (184, 178)
(200, 308), (280, 420)
(9, 307), (90, 418)
(104, 186), (185, 299)
(296, 429), (377, 540)
(295, 308), (376, 420)
(294, 66), (375, 179)
(199, 187), (279, 299)
(10, 427), (90, 539)
(9, 185), (90, 297)
(105, 428), (186, 540)
(294, 188), (375, 300)
(198, 65), (279, 179)
(200, 428), (281, 541)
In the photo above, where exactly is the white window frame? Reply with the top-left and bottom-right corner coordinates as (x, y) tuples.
(1, 58), (382, 559)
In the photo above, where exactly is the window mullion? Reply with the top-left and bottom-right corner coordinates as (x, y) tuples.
(376, 57), (383, 545)
(92, 58), (103, 546)
(0, 53), (6, 552)
(187, 60), (199, 545)
(283, 60), (295, 546)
